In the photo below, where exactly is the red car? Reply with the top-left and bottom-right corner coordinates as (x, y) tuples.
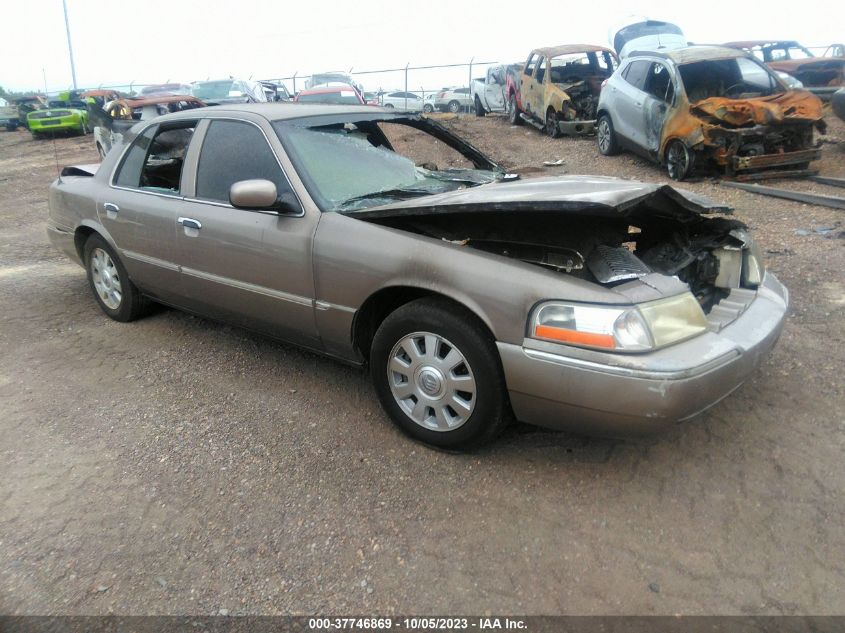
(294, 84), (375, 106)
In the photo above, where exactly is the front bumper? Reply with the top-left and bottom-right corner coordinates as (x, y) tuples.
(557, 119), (596, 136)
(498, 272), (788, 437)
(732, 148), (821, 172)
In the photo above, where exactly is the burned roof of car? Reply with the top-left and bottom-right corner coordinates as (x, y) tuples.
(534, 44), (617, 59)
(629, 46), (751, 64)
(120, 94), (205, 108)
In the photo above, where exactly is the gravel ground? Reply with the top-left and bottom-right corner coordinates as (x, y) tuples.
(0, 112), (843, 616)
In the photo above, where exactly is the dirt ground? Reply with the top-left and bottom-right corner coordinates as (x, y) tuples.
(1, 111), (844, 616)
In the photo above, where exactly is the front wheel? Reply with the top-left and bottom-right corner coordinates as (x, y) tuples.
(545, 108), (561, 138)
(665, 139), (695, 181)
(423, 104), (433, 113)
(447, 100), (461, 113)
(83, 234), (150, 322)
(370, 298), (511, 450)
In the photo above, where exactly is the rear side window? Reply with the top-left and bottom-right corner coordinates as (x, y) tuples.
(114, 122), (196, 193)
(195, 119), (292, 203)
(622, 60), (652, 90)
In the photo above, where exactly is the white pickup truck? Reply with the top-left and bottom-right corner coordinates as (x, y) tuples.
(470, 65), (511, 116)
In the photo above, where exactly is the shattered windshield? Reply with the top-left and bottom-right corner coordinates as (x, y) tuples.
(679, 57), (783, 102)
(191, 80), (236, 100)
(275, 120), (502, 212)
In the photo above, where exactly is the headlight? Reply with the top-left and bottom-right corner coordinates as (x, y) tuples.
(530, 293), (708, 353)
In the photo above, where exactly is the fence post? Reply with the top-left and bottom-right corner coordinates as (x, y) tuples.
(404, 63), (409, 111)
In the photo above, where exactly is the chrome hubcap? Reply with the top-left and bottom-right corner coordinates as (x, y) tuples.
(387, 332), (476, 432)
(90, 248), (122, 310)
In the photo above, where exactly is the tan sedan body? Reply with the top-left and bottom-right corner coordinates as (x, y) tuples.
(47, 104), (787, 449)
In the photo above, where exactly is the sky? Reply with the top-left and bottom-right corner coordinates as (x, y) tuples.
(2, 0), (843, 95)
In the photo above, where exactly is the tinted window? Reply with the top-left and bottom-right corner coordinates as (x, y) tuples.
(195, 119), (291, 203)
(623, 60), (651, 90)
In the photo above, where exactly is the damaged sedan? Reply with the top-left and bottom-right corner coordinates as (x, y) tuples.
(597, 46), (826, 180)
(47, 105), (787, 450)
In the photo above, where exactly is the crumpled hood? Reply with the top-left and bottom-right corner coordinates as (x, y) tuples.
(691, 90), (823, 127)
(347, 175), (731, 220)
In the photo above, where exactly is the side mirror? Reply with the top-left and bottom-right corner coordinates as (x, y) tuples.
(229, 179), (299, 214)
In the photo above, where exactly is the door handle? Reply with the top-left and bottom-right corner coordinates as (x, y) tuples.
(103, 202), (119, 217)
(177, 217), (202, 230)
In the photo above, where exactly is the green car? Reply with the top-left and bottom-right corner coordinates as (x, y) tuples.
(27, 102), (90, 139)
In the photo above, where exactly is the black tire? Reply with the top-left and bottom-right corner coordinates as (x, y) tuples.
(383, 103), (395, 109)
(447, 100), (461, 113)
(545, 108), (561, 138)
(370, 298), (511, 451)
(596, 114), (619, 156)
(508, 93), (522, 125)
(474, 97), (486, 117)
(83, 234), (150, 322)
(423, 104), (433, 113)
(665, 139), (695, 181)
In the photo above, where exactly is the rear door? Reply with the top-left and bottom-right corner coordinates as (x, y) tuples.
(174, 116), (320, 348)
(610, 59), (651, 147)
(98, 120), (198, 304)
(484, 67), (506, 111)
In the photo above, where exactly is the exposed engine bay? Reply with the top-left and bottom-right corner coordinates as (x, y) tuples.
(361, 203), (760, 314)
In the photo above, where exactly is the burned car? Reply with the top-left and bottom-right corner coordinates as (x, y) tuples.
(507, 45), (619, 136)
(597, 46), (825, 180)
(47, 105), (787, 450)
(90, 95), (205, 158)
(724, 41), (844, 100)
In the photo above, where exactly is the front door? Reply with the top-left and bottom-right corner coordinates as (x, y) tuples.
(640, 62), (675, 155)
(174, 117), (320, 348)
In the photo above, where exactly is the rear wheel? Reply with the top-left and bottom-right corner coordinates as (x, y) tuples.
(508, 94), (522, 125)
(423, 103), (433, 113)
(596, 114), (619, 156)
(370, 298), (511, 450)
(665, 139), (694, 181)
(448, 100), (461, 113)
(474, 97), (486, 117)
(83, 234), (150, 322)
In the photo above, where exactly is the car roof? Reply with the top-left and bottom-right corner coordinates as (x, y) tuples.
(298, 85), (358, 95)
(533, 44), (617, 59)
(161, 103), (385, 121)
(118, 95), (204, 108)
(628, 45), (750, 63)
(723, 40), (800, 49)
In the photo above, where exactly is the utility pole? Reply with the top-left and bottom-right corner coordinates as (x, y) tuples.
(62, 0), (78, 89)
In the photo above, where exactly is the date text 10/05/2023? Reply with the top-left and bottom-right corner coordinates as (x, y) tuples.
(308, 617), (528, 630)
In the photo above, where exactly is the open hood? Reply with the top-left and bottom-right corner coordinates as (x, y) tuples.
(347, 176), (731, 221)
(611, 19), (686, 59)
(691, 90), (824, 127)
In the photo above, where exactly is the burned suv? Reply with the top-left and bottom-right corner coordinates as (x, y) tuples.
(597, 46), (825, 180)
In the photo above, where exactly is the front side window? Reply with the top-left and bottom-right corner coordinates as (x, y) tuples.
(114, 122), (196, 194)
(643, 63), (674, 102)
(195, 119), (292, 204)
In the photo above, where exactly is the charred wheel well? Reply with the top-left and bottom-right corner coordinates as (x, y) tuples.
(352, 287), (496, 362)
